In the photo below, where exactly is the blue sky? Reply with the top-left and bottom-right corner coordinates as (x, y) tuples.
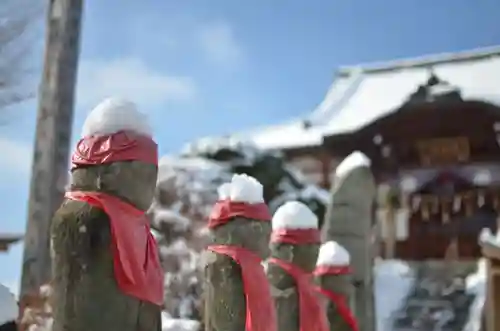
(1, 0), (499, 292)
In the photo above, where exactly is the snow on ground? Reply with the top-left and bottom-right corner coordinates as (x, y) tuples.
(463, 258), (487, 331)
(374, 259), (414, 331)
(161, 312), (200, 331)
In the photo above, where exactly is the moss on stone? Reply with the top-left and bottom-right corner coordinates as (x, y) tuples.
(51, 161), (161, 331)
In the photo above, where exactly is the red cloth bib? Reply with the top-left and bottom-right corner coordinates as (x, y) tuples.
(207, 245), (277, 331)
(267, 258), (328, 331)
(65, 191), (164, 306)
(314, 286), (359, 331)
(270, 228), (320, 245)
(71, 130), (158, 168)
(208, 200), (271, 229)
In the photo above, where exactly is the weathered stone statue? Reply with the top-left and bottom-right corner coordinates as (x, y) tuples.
(50, 98), (164, 331)
(314, 241), (358, 331)
(322, 151), (377, 331)
(204, 174), (276, 331)
(266, 201), (328, 331)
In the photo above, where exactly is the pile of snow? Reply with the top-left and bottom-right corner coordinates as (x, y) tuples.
(161, 312), (200, 331)
(81, 97), (152, 137)
(316, 241), (350, 266)
(335, 151), (371, 178)
(272, 201), (318, 229)
(218, 174), (264, 203)
(374, 259), (414, 331)
(0, 283), (17, 326)
(463, 259), (487, 331)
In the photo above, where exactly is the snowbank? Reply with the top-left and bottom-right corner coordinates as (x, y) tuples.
(374, 259), (414, 331)
(161, 313), (200, 331)
(463, 258), (487, 331)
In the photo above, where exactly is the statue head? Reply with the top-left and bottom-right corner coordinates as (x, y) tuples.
(69, 98), (158, 211)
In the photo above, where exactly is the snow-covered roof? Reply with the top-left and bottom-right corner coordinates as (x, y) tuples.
(222, 46), (500, 150)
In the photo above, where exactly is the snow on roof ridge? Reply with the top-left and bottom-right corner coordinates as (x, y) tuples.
(338, 45), (500, 76)
(81, 97), (152, 138)
(217, 174), (264, 203)
(0, 283), (17, 325)
(335, 151), (371, 178)
(316, 241), (350, 266)
(272, 201), (318, 230)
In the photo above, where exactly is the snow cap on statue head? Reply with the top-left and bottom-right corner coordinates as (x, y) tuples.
(316, 241), (350, 266)
(272, 201), (319, 230)
(81, 97), (152, 138)
(0, 284), (18, 326)
(208, 174), (270, 228)
(217, 174), (265, 203)
(72, 97), (158, 168)
(270, 201), (321, 244)
(313, 240), (352, 276)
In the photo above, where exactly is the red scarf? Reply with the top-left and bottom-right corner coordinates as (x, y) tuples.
(314, 265), (358, 331)
(270, 228), (320, 244)
(208, 200), (271, 229)
(207, 245), (277, 331)
(65, 191), (164, 306)
(314, 287), (358, 331)
(267, 257), (328, 331)
(71, 130), (158, 168)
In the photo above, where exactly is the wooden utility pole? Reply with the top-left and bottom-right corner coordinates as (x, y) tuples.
(19, 0), (83, 310)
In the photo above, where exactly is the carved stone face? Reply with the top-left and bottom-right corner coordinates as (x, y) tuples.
(70, 160), (158, 211)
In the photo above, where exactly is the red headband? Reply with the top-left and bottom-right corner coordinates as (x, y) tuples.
(270, 228), (321, 245)
(313, 265), (352, 276)
(208, 199), (271, 229)
(71, 130), (158, 169)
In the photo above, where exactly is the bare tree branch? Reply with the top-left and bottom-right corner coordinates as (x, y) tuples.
(0, 0), (42, 111)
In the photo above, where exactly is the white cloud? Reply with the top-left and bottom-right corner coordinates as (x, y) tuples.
(76, 57), (197, 110)
(197, 21), (244, 66)
(0, 137), (32, 174)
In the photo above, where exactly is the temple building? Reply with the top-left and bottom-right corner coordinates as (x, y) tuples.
(226, 46), (500, 260)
